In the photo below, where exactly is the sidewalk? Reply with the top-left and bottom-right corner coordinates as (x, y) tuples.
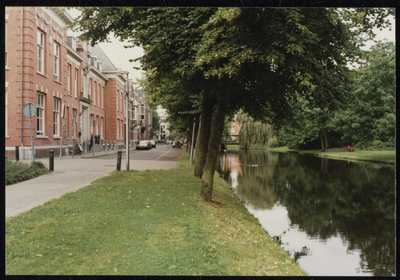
(6, 146), (180, 218)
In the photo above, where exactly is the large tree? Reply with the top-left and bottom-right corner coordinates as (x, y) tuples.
(335, 41), (396, 149)
(71, 7), (393, 201)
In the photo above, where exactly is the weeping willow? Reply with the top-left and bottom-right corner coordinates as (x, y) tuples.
(236, 110), (278, 149)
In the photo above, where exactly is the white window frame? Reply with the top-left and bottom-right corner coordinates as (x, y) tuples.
(74, 69), (78, 97)
(121, 120), (123, 140)
(101, 117), (103, 139)
(67, 64), (71, 94)
(89, 78), (92, 100)
(117, 119), (119, 140)
(37, 92), (45, 135)
(97, 84), (100, 107)
(141, 105), (145, 119)
(83, 73), (87, 97)
(117, 90), (119, 111)
(93, 81), (96, 105)
(132, 107), (136, 120)
(53, 98), (60, 136)
(37, 30), (45, 74)
(102, 86), (105, 108)
(72, 108), (77, 139)
(90, 114), (94, 135)
(96, 116), (99, 135)
(54, 42), (60, 82)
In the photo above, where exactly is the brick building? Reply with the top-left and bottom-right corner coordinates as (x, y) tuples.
(5, 7), (152, 160)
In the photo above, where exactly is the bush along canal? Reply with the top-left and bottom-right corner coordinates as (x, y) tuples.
(218, 150), (396, 276)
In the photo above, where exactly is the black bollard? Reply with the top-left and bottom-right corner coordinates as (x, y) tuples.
(15, 146), (19, 161)
(49, 150), (54, 171)
(117, 150), (122, 171)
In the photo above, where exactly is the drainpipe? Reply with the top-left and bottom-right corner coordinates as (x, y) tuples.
(20, 7), (24, 148)
(104, 80), (107, 141)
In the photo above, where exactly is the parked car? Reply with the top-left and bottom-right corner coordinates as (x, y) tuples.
(156, 139), (164, 143)
(136, 140), (151, 150)
(172, 140), (182, 148)
(149, 140), (156, 148)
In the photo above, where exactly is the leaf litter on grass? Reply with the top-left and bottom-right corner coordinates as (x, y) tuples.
(6, 153), (306, 276)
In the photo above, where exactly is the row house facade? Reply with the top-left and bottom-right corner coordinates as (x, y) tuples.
(5, 7), (152, 160)
(156, 106), (170, 141)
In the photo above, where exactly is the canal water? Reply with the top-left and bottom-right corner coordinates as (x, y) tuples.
(218, 150), (396, 276)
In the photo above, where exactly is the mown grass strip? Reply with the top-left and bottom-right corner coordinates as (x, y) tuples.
(6, 152), (306, 276)
(266, 146), (395, 164)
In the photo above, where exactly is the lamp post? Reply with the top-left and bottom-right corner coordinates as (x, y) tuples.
(119, 70), (130, 171)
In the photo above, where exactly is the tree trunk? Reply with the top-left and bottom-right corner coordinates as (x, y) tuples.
(323, 129), (329, 149)
(186, 116), (193, 154)
(201, 93), (227, 201)
(319, 131), (325, 151)
(194, 93), (214, 177)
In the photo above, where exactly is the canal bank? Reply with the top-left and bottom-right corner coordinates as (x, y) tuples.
(264, 146), (395, 165)
(6, 152), (306, 276)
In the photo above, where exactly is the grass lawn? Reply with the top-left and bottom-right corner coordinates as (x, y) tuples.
(266, 146), (395, 165)
(226, 144), (239, 152)
(6, 152), (306, 276)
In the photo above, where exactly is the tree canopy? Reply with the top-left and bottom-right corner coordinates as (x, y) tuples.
(71, 7), (394, 200)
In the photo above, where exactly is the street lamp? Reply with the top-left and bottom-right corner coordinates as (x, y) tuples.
(118, 70), (130, 171)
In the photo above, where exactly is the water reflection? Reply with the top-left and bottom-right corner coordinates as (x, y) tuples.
(219, 151), (396, 276)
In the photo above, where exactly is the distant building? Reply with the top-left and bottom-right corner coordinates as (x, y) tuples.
(230, 118), (241, 141)
(156, 106), (170, 140)
(5, 7), (151, 159)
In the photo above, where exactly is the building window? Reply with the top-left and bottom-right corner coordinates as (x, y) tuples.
(67, 64), (71, 94)
(37, 30), (45, 74)
(102, 86), (105, 108)
(74, 69), (78, 97)
(54, 42), (60, 81)
(83, 73), (87, 97)
(96, 116), (99, 135)
(132, 107), (136, 120)
(89, 78), (92, 100)
(117, 119), (119, 140)
(37, 92), (45, 135)
(98, 86), (101, 107)
(90, 114), (94, 135)
(101, 117), (103, 139)
(93, 81), (97, 105)
(65, 106), (69, 138)
(72, 108), (77, 139)
(141, 105), (145, 120)
(121, 120), (124, 140)
(53, 98), (60, 136)
(116, 90), (119, 111)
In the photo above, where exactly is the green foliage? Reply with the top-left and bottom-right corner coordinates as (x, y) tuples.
(334, 41), (395, 149)
(5, 160), (51, 185)
(149, 109), (160, 138)
(237, 110), (276, 149)
(71, 7), (393, 127)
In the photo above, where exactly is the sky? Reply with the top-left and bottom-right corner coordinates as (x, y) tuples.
(67, 8), (395, 88)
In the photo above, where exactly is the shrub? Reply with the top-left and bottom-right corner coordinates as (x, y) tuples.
(267, 137), (279, 148)
(5, 160), (50, 186)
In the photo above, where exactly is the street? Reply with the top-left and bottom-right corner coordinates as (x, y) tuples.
(6, 145), (183, 218)
(113, 144), (183, 162)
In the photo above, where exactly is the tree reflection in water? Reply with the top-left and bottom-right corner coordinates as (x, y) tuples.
(219, 151), (395, 276)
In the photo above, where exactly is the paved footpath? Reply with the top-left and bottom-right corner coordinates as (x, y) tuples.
(6, 147), (182, 219)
